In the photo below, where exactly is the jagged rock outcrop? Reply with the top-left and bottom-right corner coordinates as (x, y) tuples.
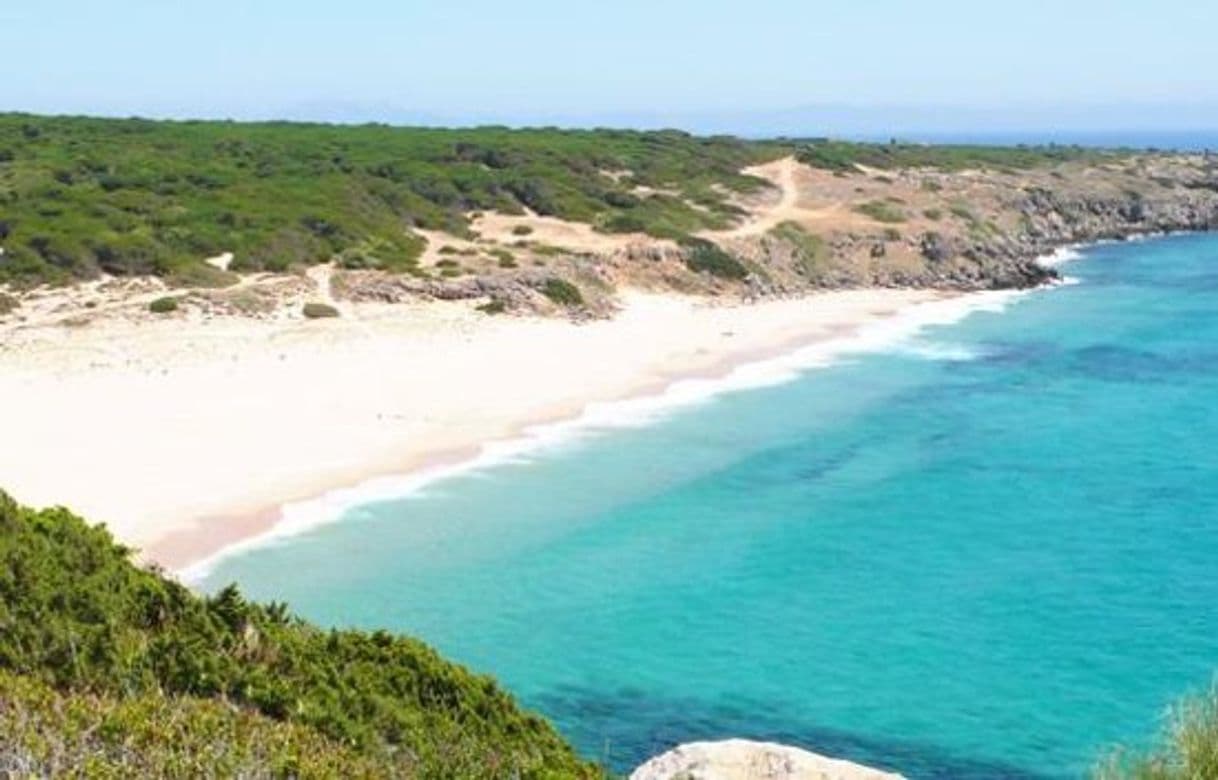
(630, 740), (905, 780)
(1014, 186), (1218, 251)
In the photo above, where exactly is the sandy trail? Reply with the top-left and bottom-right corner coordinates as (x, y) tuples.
(703, 157), (852, 240)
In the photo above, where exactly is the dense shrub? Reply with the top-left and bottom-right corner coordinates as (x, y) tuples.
(0, 491), (597, 777)
(0, 113), (786, 288)
(0, 671), (398, 777)
(680, 237), (749, 280)
(797, 139), (1111, 172)
(148, 296), (179, 314)
(541, 278), (584, 306)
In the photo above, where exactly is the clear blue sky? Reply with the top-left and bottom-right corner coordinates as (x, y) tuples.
(5, 0), (1218, 133)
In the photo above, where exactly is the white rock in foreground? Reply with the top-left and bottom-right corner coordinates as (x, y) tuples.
(630, 740), (905, 780)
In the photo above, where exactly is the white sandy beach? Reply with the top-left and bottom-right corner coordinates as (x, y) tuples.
(0, 288), (949, 570)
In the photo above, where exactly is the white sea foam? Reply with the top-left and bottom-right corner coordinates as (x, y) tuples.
(178, 288), (1033, 585)
(1037, 245), (1085, 266)
(900, 340), (985, 362)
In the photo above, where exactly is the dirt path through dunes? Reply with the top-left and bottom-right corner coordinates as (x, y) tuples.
(304, 263), (336, 305)
(703, 156), (852, 240)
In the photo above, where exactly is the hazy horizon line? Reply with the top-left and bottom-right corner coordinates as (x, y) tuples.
(6, 101), (1218, 149)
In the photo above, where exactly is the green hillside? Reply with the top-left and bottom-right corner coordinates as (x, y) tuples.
(0, 114), (781, 287)
(0, 113), (1131, 291)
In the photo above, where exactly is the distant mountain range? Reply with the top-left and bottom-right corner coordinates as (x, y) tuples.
(273, 101), (1218, 149)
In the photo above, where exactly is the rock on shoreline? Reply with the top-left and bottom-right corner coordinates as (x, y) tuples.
(630, 740), (906, 780)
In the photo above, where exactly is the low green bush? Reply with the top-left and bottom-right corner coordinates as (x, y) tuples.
(769, 222), (828, 276)
(165, 263), (240, 289)
(680, 237), (749, 280)
(511, 225), (534, 236)
(853, 200), (907, 223)
(302, 302), (339, 319)
(541, 278), (584, 306)
(477, 299), (507, 315)
(491, 249), (518, 268)
(148, 296), (179, 314)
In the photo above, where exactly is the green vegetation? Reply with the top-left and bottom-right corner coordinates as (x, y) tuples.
(0, 113), (785, 288)
(0, 291), (18, 314)
(796, 139), (1116, 173)
(1096, 683), (1218, 779)
(853, 200), (907, 224)
(541, 278), (584, 306)
(770, 221), (828, 276)
(949, 202), (979, 223)
(680, 237), (750, 280)
(477, 299), (508, 315)
(923, 208), (943, 221)
(302, 302), (339, 319)
(148, 296), (179, 314)
(491, 248), (518, 268)
(0, 670), (398, 777)
(511, 225), (534, 236)
(164, 262), (240, 289)
(0, 491), (597, 777)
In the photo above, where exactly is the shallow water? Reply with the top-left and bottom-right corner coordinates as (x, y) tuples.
(204, 234), (1218, 778)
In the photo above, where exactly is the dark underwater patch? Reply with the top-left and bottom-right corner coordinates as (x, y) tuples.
(535, 685), (1064, 779)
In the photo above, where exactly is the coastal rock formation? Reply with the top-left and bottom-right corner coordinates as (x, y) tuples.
(630, 740), (905, 780)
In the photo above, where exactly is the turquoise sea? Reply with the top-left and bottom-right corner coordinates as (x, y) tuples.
(201, 234), (1218, 778)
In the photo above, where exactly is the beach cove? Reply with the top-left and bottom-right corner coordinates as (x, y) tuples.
(198, 234), (1218, 777)
(0, 286), (964, 571)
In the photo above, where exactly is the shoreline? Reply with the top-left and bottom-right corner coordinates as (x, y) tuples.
(4, 232), (1127, 584)
(171, 285), (1038, 583)
(169, 234), (1214, 580)
(1, 286), (985, 577)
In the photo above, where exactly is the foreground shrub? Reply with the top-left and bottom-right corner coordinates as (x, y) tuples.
(0, 293), (17, 315)
(0, 671), (395, 777)
(1096, 683), (1218, 779)
(0, 491), (597, 777)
